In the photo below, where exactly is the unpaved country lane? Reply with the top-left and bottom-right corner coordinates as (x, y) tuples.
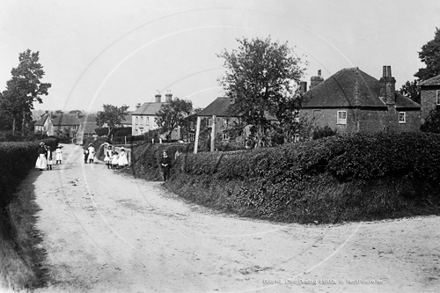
(32, 144), (440, 293)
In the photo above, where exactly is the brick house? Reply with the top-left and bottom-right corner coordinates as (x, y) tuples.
(51, 113), (81, 140)
(131, 92), (180, 140)
(301, 66), (421, 134)
(420, 74), (440, 123)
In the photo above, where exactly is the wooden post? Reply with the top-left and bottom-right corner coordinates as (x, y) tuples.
(210, 115), (216, 152)
(194, 116), (201, 154)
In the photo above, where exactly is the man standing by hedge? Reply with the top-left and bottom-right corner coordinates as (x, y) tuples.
(160, 151), (171, 182)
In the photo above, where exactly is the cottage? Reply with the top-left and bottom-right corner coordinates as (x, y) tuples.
(420, 74), (440, 123)
(34, 113), (54, 136)
(301, 66), (421, 134)
(51, 113), (81, 140)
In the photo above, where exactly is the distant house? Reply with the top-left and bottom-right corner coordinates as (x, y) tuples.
(121, 111), (133, 128)
(301, 66), (421, 135)
(420, 74), (440, 123)
(131, 92), (180, 140)
(52, 113), (81, 140)
(34, 113), (54, 136)
(76, 121), (97, 145)
(196, 97), (239, 142)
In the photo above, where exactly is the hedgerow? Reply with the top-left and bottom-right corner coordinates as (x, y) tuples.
(129, 132), (440, 223)
(0, 138), (57, 208)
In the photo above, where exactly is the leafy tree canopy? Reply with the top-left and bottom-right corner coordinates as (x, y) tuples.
(218, 36), (305, 147)
(400, 28), (440, 103)
(0, 49), (51, 134)
(415, 28), (440, 81)
(155, 98), (192, 141)
(96, 104), (129, 136)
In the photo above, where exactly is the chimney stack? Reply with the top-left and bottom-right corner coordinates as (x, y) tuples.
(379, 65), (396, 105)
(299, 81), (307, 94)
(165, 90), (173, 103)
(155, 94), (161, 103)
(310, 70), (324, 90)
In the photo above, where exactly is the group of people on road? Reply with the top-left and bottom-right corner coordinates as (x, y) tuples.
(35, 142), (63, 171)
(103, 144), (129, 169)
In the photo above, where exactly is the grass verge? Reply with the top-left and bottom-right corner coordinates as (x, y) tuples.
(0, 172), (48, 291)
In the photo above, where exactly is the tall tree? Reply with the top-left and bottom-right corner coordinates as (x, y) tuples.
(415, 28), (440, 81)
(218, 36), (305, 147)
(155, 98), (192, 141)
(400, 28), (440, 103)
(0, 49), (51, 135)
(96, 104), (129, 136)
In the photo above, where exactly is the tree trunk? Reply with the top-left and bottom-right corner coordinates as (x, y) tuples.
(12, 117), (16, 136)
(22, 112), (26, 136)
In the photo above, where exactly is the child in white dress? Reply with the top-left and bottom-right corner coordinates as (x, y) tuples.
(111, 151), (119, 169)
(55, 146), (63, 164)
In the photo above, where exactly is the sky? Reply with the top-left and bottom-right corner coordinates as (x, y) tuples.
(0, 0), (439, 113)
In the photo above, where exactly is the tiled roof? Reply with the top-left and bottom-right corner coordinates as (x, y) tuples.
(35, 114), (49, 126)
(197, 97), (233, 117)
(419, 74), (440, 86)
(79, 113), (97, 123)
(52, 114), (81, 126)
(133, 102), (168, 115)
(303, 67), (420, 109)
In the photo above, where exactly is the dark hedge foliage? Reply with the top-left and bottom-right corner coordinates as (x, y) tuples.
(129, 132), (440, 223)
(0, 138), (57, 208)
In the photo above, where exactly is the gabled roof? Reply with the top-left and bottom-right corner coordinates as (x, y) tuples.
(419, 74), (440, 86)
(35, 114), (50, 126)
(52, 114), (81, 126)
(303, 67), (420, 109)
(133, 102), (168, 115)
(197, 97), (233, 117)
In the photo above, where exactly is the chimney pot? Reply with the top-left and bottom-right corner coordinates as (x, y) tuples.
(165, 91), (173, 103)
(382, 66), (387, 77)
(155, 94), (161, 103)
(387, 65), (392, 77)
(318, 69), (321, 76)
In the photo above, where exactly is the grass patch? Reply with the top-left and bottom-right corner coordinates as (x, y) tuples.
(0, 172), (48, 291)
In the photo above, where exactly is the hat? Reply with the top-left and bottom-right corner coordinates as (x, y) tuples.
(120, 147), (125, 150)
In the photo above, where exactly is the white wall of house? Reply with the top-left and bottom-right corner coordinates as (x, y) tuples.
(132, 115), (159, 136)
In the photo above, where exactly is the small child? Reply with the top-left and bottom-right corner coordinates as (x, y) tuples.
(84, 149), (89, 164)
(46, 146), (53, 170)
(111, 151), (119, 169)
(55, 145), (63, 164)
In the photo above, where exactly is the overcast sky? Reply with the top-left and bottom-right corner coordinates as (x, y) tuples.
(1, 0), (439, 113)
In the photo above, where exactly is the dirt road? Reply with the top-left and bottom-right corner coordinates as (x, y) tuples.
(31, 144), (440, 293)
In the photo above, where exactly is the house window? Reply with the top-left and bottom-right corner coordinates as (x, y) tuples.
(140, 116), (143, 125)
(145, 117), (149, 126)
(398, 112), (406, 123)
(135, 116), (139, 125)
(222, 132), (229, 141)
(189, 133), (195, 142)
(436, 90), (440, 105)
(337, 111), (347, 125)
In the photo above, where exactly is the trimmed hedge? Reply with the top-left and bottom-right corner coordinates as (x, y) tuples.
(127, 132), (440, 223)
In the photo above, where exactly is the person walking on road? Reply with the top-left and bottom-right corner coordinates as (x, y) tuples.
(160, 150), (171, 182)
(87, 144), (95, 164)
(46, 145), (53, 170)
(55, 145), (63, 164)
(35, 142), (48, 171)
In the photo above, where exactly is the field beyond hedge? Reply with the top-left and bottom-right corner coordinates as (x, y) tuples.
(127, 132), (440, 224)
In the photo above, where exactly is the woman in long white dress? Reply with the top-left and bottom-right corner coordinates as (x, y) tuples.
(35, 142), (47, 170)
(117, 147), (128, 168)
